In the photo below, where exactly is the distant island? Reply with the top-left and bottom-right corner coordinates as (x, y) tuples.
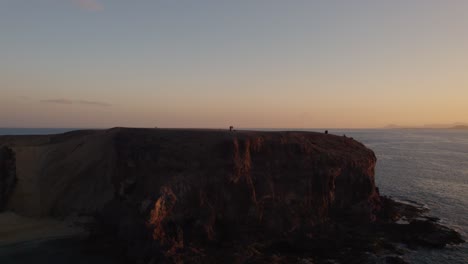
(451, 125), (468, 130)
(384, 123), (468, 130)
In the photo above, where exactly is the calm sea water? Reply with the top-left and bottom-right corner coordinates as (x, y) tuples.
(333, 128), (468, 263)
(0, 128), (466, 263)
(0, 128), (77, 135)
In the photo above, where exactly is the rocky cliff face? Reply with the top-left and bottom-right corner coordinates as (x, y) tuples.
(0, 129), (381, 259)
(0, 146), (16, 211)
(1, 128), (461, 263)
(107, 129), (381, 260)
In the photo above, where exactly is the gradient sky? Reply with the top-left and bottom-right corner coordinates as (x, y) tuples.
(1, 0), (468, 128)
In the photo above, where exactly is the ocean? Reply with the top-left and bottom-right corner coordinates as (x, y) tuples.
(0, 128), (466, 263)
(340, 128), (468, 263)
(0, 128), (80, 135)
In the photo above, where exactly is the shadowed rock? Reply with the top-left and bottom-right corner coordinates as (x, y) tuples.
(0, 146), (16, 211)
(0, 128), (463, 263)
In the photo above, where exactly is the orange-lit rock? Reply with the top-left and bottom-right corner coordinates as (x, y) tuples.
(1, 128), (385, 262)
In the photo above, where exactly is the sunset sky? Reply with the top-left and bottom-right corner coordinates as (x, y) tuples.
(1, 0), (468, 128)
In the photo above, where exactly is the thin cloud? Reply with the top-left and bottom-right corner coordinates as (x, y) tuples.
(73, 0), (103, 12)
(76, 100), (111, 107)
(41, 99), (111, 107)
(41, 99), (73, 104)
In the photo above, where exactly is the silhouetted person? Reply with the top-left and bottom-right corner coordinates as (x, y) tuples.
(325, 130), (328, 134)
(229, 126), (234, 131)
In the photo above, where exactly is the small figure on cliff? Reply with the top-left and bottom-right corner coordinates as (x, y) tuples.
(325, 130), (328, 134)
(229, 126), (234, 131)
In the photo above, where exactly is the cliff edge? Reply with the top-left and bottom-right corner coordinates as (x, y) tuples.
(0, 128), (462, 263)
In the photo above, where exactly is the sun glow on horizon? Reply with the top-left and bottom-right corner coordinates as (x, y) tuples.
(1, 1), (468, 128)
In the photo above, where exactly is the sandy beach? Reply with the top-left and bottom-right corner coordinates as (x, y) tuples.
(0, 212), (86, 246)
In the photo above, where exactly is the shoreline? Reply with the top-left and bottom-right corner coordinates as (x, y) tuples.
(0, 212), (87, 247)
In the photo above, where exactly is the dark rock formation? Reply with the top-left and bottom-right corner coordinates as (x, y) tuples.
(0, 146), (16, 211)
(108, 129), (382, 262)
(376, 197), (464, 249)
(0, 128), (463, 263)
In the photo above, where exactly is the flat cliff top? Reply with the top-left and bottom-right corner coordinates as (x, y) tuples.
(0, 128), (377, 178)
(0, 127), (374, 162)
(0, 127), (376, 217)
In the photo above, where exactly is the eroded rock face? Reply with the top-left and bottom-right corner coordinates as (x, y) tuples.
(8, 129), (462, 263)
(103, 129), (382, 261)
(0, 146), (16, 211)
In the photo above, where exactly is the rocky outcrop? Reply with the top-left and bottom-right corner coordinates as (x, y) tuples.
(0, 128), (463, 263)
(0, 146), (16, 211)
(106, 129), (381, 256)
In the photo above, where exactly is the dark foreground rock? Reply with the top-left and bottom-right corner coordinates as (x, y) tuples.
(0, 128), (464, 263)
(0, 146), (16, 211)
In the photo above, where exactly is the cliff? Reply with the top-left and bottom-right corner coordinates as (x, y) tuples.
(0, 128), (379, 217)
(0, 128), (462, 263)
(0, 146), (16, 211)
